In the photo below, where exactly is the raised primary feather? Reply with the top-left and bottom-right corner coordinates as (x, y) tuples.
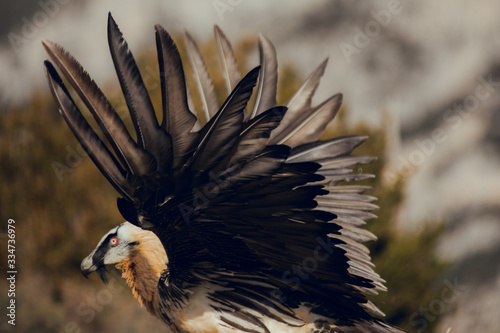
(251, 34), (278, 119)
(214, 25), (241, 94)
(154, 24), (198, 168)
(43, 13), (405, 333)
(184, 30), (220, 122)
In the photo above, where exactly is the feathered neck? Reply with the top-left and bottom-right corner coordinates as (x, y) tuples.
(115, 230), (168, 316)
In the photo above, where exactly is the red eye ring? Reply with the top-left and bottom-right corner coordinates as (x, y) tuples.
(110, 237), (119, 246)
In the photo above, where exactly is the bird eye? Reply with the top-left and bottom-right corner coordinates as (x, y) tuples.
(110, 237), (119, 246)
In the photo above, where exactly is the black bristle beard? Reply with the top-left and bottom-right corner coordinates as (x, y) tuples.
(96, 266), (109, 284)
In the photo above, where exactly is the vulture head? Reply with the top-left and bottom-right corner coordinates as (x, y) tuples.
(81, 222), (168, 310)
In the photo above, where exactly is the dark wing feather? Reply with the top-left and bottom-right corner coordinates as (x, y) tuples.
(44, 61), (132, 200)
(287, 135), (369, 163)
(184, 31), (219, 122)
(183, 67), (260, 177)
(269, 59), (342, 148)
(42, 40), (155, 177)
(107, 14), (172, 172)
(228, 106), (287, 166)
(155, 25), (197, 168)
(214, 25), (241, 94)
(271, 93), (342, 147)
(250, 34), (278, 118)
(286, 58), (328, 113)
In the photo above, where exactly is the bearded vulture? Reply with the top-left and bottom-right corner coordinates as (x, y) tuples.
(43, 13), (405, 333)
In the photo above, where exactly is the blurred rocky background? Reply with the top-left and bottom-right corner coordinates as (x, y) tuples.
(1, 1), (499, 332)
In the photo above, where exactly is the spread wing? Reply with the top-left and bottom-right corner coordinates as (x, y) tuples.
(44, 13), (404, 333)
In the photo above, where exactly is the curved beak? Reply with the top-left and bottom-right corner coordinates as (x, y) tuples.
(81, 253), (97, 278)
(81, 252), (109, 284)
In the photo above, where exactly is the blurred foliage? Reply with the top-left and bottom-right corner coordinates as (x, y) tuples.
(0, 31), (445, 332)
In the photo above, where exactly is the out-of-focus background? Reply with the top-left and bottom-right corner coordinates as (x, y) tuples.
(1, 0), (499, 332)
